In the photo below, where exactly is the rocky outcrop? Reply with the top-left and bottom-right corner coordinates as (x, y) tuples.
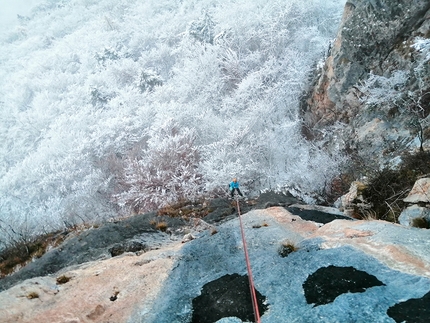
(0, 192), (301, 293)
(1, 206), (429, 323)
(399, 177), (430, 226)
(399, 204), (430, 227)
(335, 180), (370, 217)
(301, 0), (430, 167)
(403, 177), (430, 204)
(0, 212), (182, 292)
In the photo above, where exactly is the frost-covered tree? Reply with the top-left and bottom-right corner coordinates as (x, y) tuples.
(113, 119), (203, 214)
(189, 11), (215, 44)
(358, 36), (430, 152)
(138, 69), (163, 93)
(0, 0), (347, 246)
(357, 71), (408, 106)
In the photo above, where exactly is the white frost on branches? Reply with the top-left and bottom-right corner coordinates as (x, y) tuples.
(114, 120), (203, 214)
(0, 0), (346, 246)
(357, 71), (409, 106)
(412, 37), (430, 62)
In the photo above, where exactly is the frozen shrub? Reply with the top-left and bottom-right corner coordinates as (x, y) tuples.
(139, 69), (163, 93)
(362, 151), (430, 222)
(188, 12), (215, 44)
(113, 120), (204, 214)
(278, 240), (299, 257)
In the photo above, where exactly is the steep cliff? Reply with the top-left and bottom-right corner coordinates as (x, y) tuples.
(302, 0), (430, 168)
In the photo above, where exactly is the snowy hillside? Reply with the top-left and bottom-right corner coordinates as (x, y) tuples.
(0, 0), (346, 246)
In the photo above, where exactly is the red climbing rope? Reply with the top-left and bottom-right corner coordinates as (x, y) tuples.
(236, 198), (261, 323)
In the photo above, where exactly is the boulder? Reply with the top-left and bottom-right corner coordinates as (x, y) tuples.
(398, 205), (430, 227)
(336, 180), (371, 216)
(404, 178), (430, 203)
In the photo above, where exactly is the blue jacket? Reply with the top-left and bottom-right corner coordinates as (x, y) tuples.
(230, 181), (240, 189)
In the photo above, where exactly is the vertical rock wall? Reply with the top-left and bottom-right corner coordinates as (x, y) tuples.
(301, 0), (430, 165)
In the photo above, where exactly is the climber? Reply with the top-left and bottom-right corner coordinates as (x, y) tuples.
(229, 178), (243, 198)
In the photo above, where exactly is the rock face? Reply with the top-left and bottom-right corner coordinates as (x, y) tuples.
(399, 178), (430, 227)
(1, 206), (429, 323)
(399, 204), (430, 227)
(0, 192), (300, 293)
(0, 243), (181, 323)
(403, 177), (430, 203)
(0, 212), (186, 292)
(335, 180), (370, 216)
(301, 0), (430, 167)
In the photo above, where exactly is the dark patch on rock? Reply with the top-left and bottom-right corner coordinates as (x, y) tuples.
(109, 291), (120, 301)
(192, 273), (268, 323)
(203, 191), (300, 224)
(387, 290), (430, 323)
(303, 265), (385, 306)
(286, 206), (352, 224)
(255, 191), (300, 209)
(202, 198), (237, 223)
(208, 198), (232, 210)
(109, 241), (147, 257)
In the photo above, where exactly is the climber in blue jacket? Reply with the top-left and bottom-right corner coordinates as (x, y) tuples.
(229, 178), (243, 198)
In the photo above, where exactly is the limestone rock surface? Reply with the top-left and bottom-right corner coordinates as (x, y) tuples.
(399, 204), (430, 227)
(1, 206), (429, 323)
(404, 178), (430, 203)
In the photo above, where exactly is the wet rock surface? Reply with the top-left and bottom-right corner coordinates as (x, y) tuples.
(254, 191), (300, 209)
(387, 290), (430, 323)
(202, 198), (238, 223)
(303, 265), (385, 306)
(286, 206), (353, 224)
(108, 240), (148, 257)
(0, 192), (300, 292)
(191, 273), (268, 323)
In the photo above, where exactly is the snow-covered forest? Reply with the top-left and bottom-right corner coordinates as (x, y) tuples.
(0, 0), (347, 246)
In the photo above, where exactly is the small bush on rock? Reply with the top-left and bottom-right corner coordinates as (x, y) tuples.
(157, 199), (212, 219)
(149, 219), (157, 226)
(0, 231), (67, 277)
(56, 275), (71, 284)
(157, 200), (194, 217)
(278, 240), (299, 257)
(361, 151), (430, 222)
(155, 221), (168, 232)
(26, 292), (39, 299)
